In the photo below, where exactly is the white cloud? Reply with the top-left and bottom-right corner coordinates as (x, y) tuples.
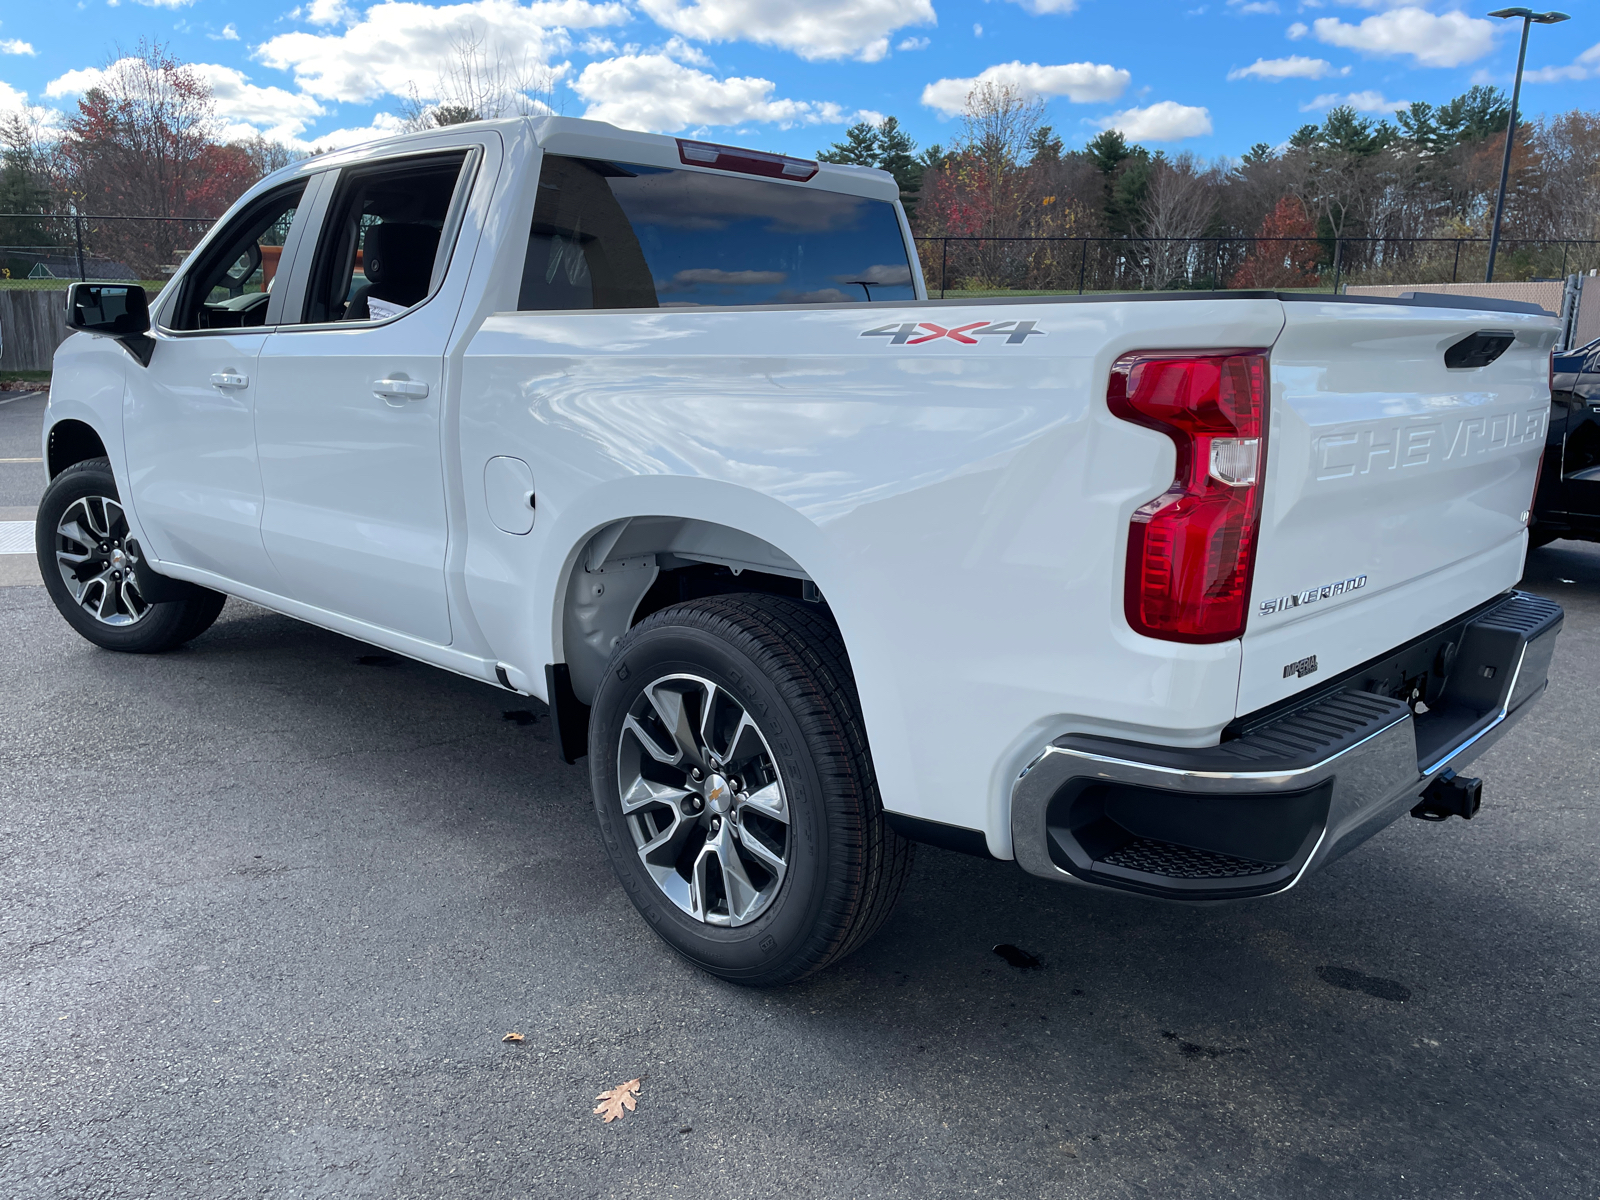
(44, 66), (110, 98)
(572, 53), (850, 131)
(1, 38), (37, 56)
(196, 64), (327, 140)
(1005, 0), (1077, 13)
(1300, 89), (1408, 114)
(1524, 41), (1600, 84)
(108, 0), (198, 7)
(660, 35), (713, 66)
(257, 0), (627, 103)
(1099, 100), (1213, 141)
(857, 108), (887, 125)
(921, 60), (1130, 116)
(299, 0), (356, 23)
(1228, 55), (1344, 80)
(1287, 22), (1308, 39)
(208, 23), (240, 41)
(637, 0), (935, 63)
(1228, 0), (1279, 13)
(301, 112), (409, 150)
(897, 35), (930, 50)
(972, 23), (982, 36)
(1307, 7), (1497, 69)
(0, 80), (27, 113)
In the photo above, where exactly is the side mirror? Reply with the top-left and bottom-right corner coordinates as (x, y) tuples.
(221, 243), (262, 293)
(66, 283), (151, 336)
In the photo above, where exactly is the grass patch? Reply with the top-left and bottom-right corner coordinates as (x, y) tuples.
(1, 370), (51, 384)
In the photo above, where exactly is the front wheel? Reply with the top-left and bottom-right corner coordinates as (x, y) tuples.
(588, 594), (913, 986)
(36, 457), (227, 653)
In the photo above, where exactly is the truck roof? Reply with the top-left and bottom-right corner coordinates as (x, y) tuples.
(258, 114), (900, 204)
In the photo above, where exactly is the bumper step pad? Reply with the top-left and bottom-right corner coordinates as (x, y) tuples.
(1098, 838), (1279, 880)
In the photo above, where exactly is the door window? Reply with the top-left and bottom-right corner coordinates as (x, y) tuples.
(518, 156), (915, 311)
(168, 183), (305, 331)
(296, 152), (470, 326)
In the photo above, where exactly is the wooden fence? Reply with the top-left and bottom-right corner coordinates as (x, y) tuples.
(0, 289), (68, 372)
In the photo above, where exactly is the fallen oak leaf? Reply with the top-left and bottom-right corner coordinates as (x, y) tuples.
(502, 1032), (525, 1043)
(593, 1075), (646, 1123)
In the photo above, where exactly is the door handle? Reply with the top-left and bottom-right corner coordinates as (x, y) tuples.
(210, 372), (249, 389)
(373, 379), (429, 400)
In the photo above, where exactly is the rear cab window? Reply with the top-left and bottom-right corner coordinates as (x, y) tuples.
(518, 155), (914, 311)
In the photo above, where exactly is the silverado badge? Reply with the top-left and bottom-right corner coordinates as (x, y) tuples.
(1259, 574), (1367, 617)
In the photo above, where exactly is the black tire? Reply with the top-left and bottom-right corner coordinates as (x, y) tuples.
(589, 594), (913, 986)
(35, 457), (227, 653)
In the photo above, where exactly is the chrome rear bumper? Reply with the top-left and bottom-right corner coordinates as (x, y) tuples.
(1010, 591), (1563, 901)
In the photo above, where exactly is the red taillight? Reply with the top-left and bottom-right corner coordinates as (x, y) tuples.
(1108, 349), (1269, 643)
(676, 139), (819, 181)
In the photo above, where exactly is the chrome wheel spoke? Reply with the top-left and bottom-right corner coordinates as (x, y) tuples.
(733, 818), (786, 879)
(739, 779), (788, 824)
(688, 840), (717, 924)
(92, 578), (118, 621)
(620, 773), (691, 815)
(714, 827), (762, 922)
(622, 715), (681, 768)
(644, 683), (708, 771)
(58, 519), (99, 553)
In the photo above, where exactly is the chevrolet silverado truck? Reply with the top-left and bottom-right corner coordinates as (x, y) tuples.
(37, 116), (1564, 986)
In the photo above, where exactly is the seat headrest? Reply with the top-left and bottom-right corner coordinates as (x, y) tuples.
(363, 223), (441, 290)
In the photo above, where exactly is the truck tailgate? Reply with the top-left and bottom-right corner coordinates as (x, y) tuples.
(1239, 298), (1558, 715)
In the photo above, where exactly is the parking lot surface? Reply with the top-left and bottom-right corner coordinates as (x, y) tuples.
(2, 399), (1597, 1197)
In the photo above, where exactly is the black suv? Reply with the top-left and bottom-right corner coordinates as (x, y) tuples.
(1533, 337), (1600, 547)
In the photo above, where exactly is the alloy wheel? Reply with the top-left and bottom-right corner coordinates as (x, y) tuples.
(54, 495), (151, 627)
(616, 673), (790, 927)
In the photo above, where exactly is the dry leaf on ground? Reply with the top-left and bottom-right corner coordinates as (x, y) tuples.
(502, 1032), (525, 1043)
(593, 1076), (645, 1123)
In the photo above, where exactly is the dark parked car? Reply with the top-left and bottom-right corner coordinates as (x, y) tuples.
(1533, 337), (1600, 546)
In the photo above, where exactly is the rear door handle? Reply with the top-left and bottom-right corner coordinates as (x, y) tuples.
(210, 372), (249, 389)
(373, 379), (428, 400)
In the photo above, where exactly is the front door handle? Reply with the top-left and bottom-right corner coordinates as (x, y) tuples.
(210, 372), (249, 389)
(373, 379), (429, 400)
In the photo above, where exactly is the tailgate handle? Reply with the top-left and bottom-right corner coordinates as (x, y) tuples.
(1444, 330), (1515, 369)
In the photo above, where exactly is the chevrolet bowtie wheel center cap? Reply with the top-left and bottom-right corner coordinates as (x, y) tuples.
(705, 774), (732, 814)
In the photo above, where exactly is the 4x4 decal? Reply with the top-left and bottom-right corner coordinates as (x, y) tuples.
(860, 320), (1045, 346)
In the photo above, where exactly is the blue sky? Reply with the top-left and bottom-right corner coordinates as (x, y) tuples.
(1, 0), (1596, 161)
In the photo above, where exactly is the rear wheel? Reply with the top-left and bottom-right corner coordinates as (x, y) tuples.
(588, 594), (913, 986)
(36, 458), (227, 653)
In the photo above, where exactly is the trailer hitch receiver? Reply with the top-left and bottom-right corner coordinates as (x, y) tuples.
(1410, 768), (1482, 822)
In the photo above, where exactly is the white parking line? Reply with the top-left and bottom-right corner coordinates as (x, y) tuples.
(0, 457), (44, 463)
(0, 520), (35, 555)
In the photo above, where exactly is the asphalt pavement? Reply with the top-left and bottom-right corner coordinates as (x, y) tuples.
(2, 392), (1597, 1198)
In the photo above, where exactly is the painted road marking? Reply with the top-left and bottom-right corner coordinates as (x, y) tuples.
(0, 457), (43, 463)
(0, 521), (35, 555)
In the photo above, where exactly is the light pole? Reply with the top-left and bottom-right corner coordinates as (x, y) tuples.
(1484, 7), (1570, 283)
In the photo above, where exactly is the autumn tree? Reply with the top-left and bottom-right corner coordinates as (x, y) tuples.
(1229, 196), (1321, 288)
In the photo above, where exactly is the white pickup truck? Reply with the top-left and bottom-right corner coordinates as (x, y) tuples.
(38, 116), (1563, 986)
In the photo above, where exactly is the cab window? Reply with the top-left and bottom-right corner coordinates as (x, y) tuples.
(297, 152), (469, 326)
(168, 183), (304, 331)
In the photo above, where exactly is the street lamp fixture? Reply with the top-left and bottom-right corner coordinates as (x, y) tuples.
(1484, 8), (1571, 283)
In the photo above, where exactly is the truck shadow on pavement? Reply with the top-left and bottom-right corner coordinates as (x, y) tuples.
(4, 553), (1597, 1198)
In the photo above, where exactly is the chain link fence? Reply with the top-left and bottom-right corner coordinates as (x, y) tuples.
(913, 235), (1600, 299)
(1, 213), (218, 291)
(7, 213), (1600, 301)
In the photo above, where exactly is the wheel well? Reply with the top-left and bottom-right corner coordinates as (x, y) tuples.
(559, 516), (823, 705)
(47, 420), (109, 478)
